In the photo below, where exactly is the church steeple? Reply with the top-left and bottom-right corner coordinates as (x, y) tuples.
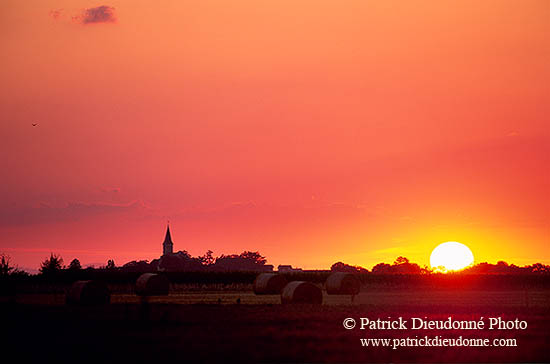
(163, 223), (174, 255)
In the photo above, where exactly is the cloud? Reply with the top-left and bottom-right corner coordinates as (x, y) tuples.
(100, 187), (121, 193)
(0, 200), (148, 226)
(372, 246), (408, 255)
(49, 9), (63, 20)
(76, 5), (116, 24)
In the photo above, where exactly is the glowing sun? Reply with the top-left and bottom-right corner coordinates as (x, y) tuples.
(430, 241), (474, 272)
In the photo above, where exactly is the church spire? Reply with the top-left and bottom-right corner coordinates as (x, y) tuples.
(163, 223), (174, 255)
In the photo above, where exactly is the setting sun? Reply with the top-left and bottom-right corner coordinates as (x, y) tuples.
(430, 242), (474, 272)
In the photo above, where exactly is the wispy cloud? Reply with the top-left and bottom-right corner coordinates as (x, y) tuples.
(0, 200), (148, 226)
(75, 5), (116, 25)
(372, 246), (408, 255)
(2, 247), (156, 256)
(49, 9), (63, 20)
(100, 187), (121, 193)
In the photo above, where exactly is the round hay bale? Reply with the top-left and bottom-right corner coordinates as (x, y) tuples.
(66, 280), (110, 306)
(135, 273), (169, 296)
(325, 272), (361, 295)
(253, 273), (288, 295)
(281, 281), (322, 304)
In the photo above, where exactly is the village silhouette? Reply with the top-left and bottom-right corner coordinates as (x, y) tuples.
(2, 224), (550, 363)
(2, 223), (549, 280)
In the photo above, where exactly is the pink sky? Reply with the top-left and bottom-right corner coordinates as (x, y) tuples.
(1, 0), (548, 272)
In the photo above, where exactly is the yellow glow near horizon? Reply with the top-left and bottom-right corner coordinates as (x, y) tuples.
(430, 241), (474, 272)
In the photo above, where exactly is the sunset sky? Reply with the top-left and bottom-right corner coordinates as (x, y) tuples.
(1, 0), (548, 272)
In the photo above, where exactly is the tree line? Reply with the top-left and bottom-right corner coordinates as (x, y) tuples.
(0, 250), (272, 276)
(331, 256), (550, 275)
(1, 252), (549, 277)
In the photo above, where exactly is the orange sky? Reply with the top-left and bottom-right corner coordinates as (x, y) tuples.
(1, 0), (548, 272)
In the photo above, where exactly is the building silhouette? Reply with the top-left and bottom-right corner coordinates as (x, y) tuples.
(152, 223), (273, 272)
(162, 224), (174, 256)
(278, 264), (302, 273)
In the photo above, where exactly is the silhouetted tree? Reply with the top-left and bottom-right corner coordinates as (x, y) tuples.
(528, 263), (550, 274)
(106, 259), (116, 269)
(238, 251), (267, 265)
(39, 253), (64, 275)
(0, 253), (15, 276)
(330, 261), (368, 273)
(459, 261), (550, 275)
(68, 258), (82, 271)
(371, 257), (421, 274)
(391, 256), (421, 274)
(393, 256), (409, 265)
(199, 250), (215, 266)
(372, 263), (392, 274)
(122, 260), (151, 272)
(463, 262), (491, 274)
(157, 251), (203, 271)
(420, 265), (433, 274)
(213, 251), (269, 271)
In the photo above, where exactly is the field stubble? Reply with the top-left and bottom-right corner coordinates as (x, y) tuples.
(3, 286), (549, 363)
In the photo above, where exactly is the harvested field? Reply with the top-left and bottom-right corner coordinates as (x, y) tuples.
(2, 288), (549, 363)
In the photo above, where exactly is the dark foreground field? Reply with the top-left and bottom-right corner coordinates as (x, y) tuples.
(2, 289), (549, 363)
